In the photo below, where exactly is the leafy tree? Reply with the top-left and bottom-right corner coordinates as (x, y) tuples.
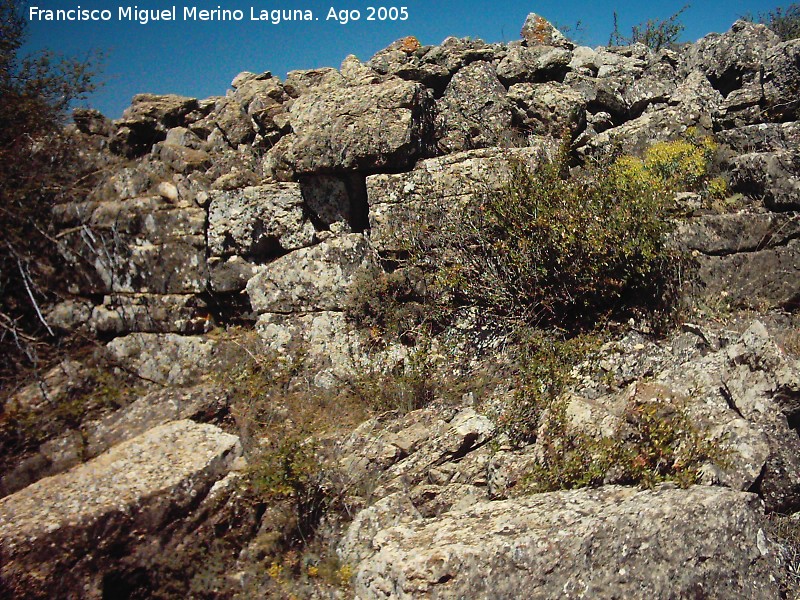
(609, 5), (689, 51)
(0, 0), (102, 380)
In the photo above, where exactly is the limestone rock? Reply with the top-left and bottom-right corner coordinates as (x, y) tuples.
(369, 37), (500, 93)
(246, 234), (375, 313)
(255, 310), (363, 386)
(520, 13), (573, 49)
(204, 95), (257, 147)
(57, 196), (207, 295)
(338, 492), (422, 566)
(207, 184), (317, 260)
(366, 40), (450, 93)
(622, 52), (680, 116)
(207, 255), (258, 294)
(90, 294), (211, 335)
(580, 71), (721, 156)
(266, 79), (434, 176)
(718, 121), (800, 154)
(2, 384), (230, 498)
(112, 94), (199, 157)
(764, 39), (800, 121)
(507, 81), (587, 136)
(723, 321), (800, 511)
(105, 333), (217, 386)
(695, 240), (800, 309)
(83, 385), (230, 459)
(300, 174), (365, 233)
(436, 61), (513, 152)
(45, 300), (93, 333)
(283, 67), (345, 97)
(340, 54), (383, 86)
(675, 213), (800, 256)
(366, 144), (558, 252)
(72, 108), (113, 137)
(684, 20), (779, 98)
(5, 360), (89, 414)
(152, 142), (211, 173)
(0, 421), (241, 599)
(729, 151), (800, 210)
(496, 45), (572, 86)
(340, 407), (495, 517)
(352, 486), (782, 599)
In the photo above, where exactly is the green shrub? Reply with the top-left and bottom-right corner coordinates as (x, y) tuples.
(526, 393), (725, 493)
(430, 140), (680, 328)
(493, 331), (598, 446)
(0, 0), (103, 379)
(609, 5), (689, 50)
(753, 3), (800, 41)
(344, 264), (433, 345)
(249, 436), (331, 544)
(613, 131), (726, 200)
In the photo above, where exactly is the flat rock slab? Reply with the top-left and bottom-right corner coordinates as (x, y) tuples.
(269, 78), (434, 176)
(353, 485), (783, 599)
(0, 420), (241, 598)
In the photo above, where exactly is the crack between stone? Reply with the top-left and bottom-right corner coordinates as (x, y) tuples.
(688, 229), (800, 258)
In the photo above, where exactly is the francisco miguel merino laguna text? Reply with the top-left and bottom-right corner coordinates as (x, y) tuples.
(28, 6), (321, 25)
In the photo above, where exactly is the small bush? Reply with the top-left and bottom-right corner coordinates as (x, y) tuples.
(526, 394), (725, 493)
(249, 436), (332, 545)
(431, 140), (680, 328)
(493, 331), (598, 446)
(610, 5), (689, 50)
(343, 339), (447, 414)
(766, 512), (800, 597)
(344, 264), (433, 345)
(612, 132), (728, 208)
(753, 3), (800, 41)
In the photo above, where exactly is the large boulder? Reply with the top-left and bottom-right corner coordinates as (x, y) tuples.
(496, 45), (572, 86)
(352, 485), (782, 599)
(368, 36), (501, 94)
(694, 240), (800, 309)
(105, 333), (218, 387)
(436, 61), (514, 152)
(729, 151), (800, 211)
(246, 234), (375, 313)
(507, 81), (587, 136)
(717, 121), (800, 153)
(683, 20), (781, 127)
(579, 70), (721, 156)
(90, 293), (211, 335)
(520, 13), (573, 49)
(0, 420), (241, 599)
(763, 39), (800, 121)
(683, 20), (779, 98)
(207, 184), (317, 259)
(265, 79), (435, 177)
(255, 310), (364, 387)
(676, 213), (800, 256)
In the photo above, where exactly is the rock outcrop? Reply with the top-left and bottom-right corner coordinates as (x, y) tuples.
(352, 485), (782, 599)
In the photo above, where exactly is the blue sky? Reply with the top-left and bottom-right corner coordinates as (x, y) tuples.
(21, 1), (790, 118)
